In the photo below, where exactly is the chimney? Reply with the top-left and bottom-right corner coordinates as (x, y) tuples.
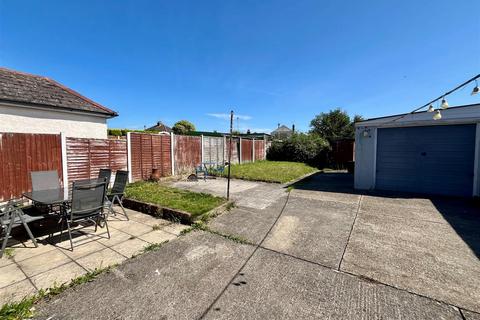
(278, 123), (280, 128)
(292, 124), (295, 133)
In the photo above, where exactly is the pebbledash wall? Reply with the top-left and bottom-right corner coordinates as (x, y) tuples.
(0, 103), (108, 139)
(0, 131), (267, 201)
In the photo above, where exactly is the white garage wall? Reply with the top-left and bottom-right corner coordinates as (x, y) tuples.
(354, 126), (377, 190)
(0, 103), (108, 139)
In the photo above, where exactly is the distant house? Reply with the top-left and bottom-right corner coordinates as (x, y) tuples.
(147, 121), (172, 133)
(0, 67), (117, 139)
(271, 124), (294, 140)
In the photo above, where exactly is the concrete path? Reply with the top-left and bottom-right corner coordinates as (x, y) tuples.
(170, 178), (287, 210)
(35, 173), (480, 319)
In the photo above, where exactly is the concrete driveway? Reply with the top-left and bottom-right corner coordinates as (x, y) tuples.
(36, 173), (480, 319)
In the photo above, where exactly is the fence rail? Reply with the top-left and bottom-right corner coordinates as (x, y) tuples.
(0, 132), (267, 200)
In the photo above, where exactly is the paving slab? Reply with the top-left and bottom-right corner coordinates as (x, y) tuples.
(0, 279), (37, 306)
(30, 262), (86, 290)
(0, 263), (26, 288)
(110, 237), (149, 258)
(341, 206), (480, 313)
(209, 197), (287, 244)
(137, 229), (177, 244)
(17, 249), (72, 277)
(203, 248), (461, 320)
(35, 231), (255, 320)
(262, 196), (357, 268)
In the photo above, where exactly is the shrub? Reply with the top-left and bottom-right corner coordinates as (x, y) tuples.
(267, 133), (330, 168)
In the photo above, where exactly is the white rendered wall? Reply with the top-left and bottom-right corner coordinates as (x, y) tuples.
(0, 104), (108, 139)
(354, 126), (377, 190)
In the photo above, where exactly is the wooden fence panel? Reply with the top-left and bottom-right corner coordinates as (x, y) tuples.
(0, 133), (62, 201)
(66, 138), (127, 185)
(254, 140), (265, 161)
(331, 139), (355, 165)
(203, 136), (224, 165)
(241, 139), (253, 163)
(224, 137), (240, 164)
(130, 133), (171, 181)
(174, 135), (201, 173)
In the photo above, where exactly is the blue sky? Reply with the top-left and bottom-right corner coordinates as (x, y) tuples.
(1, 0), (479, 133)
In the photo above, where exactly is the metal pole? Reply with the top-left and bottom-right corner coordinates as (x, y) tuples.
(227, 110), (233, 200)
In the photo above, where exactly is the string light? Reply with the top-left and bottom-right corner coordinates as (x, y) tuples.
(433, 110), (442, 120)
(440, 97), (449, 109)
(381, 74), (480, 124)
(472, 80), (479, 96)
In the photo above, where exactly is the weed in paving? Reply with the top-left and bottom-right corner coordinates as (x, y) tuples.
(0, 266), (114, 320)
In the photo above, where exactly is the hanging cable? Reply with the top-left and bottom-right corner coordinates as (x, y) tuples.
(377, 73), (480, 126)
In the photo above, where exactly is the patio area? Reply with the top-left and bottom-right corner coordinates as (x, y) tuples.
(0, 206), (188, 306)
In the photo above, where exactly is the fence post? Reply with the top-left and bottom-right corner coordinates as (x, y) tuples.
(252, 138), (255, 162)
(170, 132), (175, 176)
(60, 132), (68, 194)
(127, 132), (133, 183)
(239, 137), (242, 164)
(223, 135), (227, 165)
(201, 134), (204, 164)
(264, 135), (267, 160)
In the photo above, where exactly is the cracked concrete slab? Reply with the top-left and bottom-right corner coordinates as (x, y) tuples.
(262, 196), (358, 268)
(203, 248), (461, 320)
(341, 205), (480, 313)
(35, 231), (254, 320)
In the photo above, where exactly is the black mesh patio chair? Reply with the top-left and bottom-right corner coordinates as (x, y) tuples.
(98, 169), (112, 190)
(60, 179), (109, 251)
(105, 170), (129, 220)
(1, 199), (43, 258)
(31, 170), (60, 191)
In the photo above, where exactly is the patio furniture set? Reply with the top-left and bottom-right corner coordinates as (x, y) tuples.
(189, 162), (226, 181)
(0, 169), (129, 257)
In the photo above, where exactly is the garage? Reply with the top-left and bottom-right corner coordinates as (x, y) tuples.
(354, 104), (480, 197)
(375, 124), (476, 196)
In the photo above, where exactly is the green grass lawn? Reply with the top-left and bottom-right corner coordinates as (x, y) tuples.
(218, 160), (318, 183)
(125, 182), (226, 219)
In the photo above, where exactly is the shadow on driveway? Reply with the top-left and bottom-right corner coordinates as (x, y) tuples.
(291, 171), (480, 259)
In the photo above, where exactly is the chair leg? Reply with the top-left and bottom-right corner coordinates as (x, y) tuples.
(116, 196), (129, 221)
(17, 211), (38, 247)
(66, 221), (74, 251)
(104, 216), (111, 239)
(1, 220), (14, 258)
(59, 218), (65, 242)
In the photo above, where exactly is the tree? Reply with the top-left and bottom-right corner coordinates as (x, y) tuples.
(310, 108), (359, 142)
(267, 133), (330, 168)
(172, 120), (196, 134)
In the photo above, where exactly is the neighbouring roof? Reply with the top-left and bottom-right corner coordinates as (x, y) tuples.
(271, 125), (292, 134)
(147, 121), (172, 132)
(0, 67), (117, 117)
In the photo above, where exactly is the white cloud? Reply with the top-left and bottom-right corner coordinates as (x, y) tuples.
(207, 113), (252, 120)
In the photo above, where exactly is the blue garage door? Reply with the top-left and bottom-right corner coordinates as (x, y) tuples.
(376, 124), (476, 197)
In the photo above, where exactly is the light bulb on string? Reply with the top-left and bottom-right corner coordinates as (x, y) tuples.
(433, 109), (442, 120)
(440, 97), (449, 109)
(472, 80), (479, 96)
(427, 104), (434, 112)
